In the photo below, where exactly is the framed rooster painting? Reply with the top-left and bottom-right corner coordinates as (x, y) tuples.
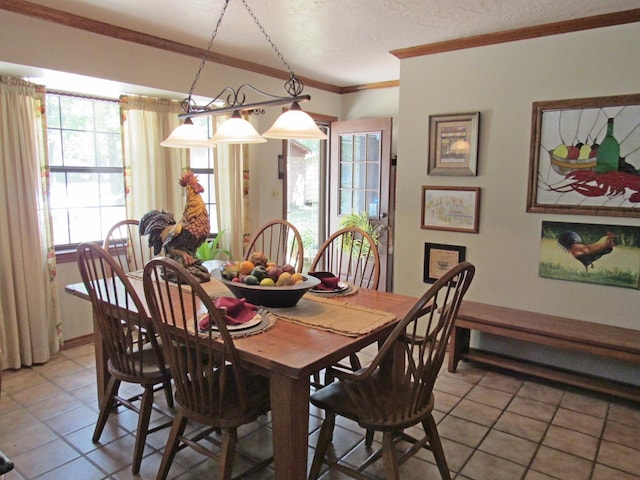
(539, 221), (640, 289)
(527, 93), (640, 218)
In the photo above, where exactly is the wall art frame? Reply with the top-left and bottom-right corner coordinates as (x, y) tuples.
(421, 186), (480, 233)
(539, 220), (640, 289)
(423, 243), (466, 283)
(428, 112), (480, 176)
(527, 93), (640, 218)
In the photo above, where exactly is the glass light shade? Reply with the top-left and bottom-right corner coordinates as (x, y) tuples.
(160, 118), (213, 148)
(210, 111), (267, 144)
(262, 102), (328, 140)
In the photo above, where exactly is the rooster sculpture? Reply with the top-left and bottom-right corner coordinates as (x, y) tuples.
(139, 172), (211, 282)
(557, 230), (616, 273)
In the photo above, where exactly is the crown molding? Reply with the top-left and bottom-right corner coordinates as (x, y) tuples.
(391, 8), (640, 59)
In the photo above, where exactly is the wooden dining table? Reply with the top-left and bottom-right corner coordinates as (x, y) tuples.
(65, 270), (416, 480)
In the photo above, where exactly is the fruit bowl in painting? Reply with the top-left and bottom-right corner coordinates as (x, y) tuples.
(548, 151), (596, 176)
(212, 269), (320, 308)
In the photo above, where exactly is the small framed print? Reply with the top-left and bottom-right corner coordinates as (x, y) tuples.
(428, 112), (480, 176)
(423, 243), (466, 283)
(421, 186), (481, 233)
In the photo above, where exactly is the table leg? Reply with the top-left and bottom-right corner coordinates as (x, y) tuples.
(270, 372), (310, 480)
(448, 325), (470, 373)
(93, 313), (109, 409)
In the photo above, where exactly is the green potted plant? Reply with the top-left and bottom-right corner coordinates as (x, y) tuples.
(339, 211), (383, 255)
(195, 230), (232, 261)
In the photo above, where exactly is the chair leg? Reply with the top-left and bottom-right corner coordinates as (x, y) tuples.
(132, 385), (154, 474)
(218, 428), (238, 480)
(309, 412), (335, 480)
(381, 431), (400, 480)
(162, 379), (174, 408)
(365, 429), (375, 447)
(423, 415), (451, 480)
(92, 376), (120, 443)
(157, 412), (188, 480)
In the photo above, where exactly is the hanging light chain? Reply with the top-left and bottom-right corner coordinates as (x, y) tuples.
(241, 0), (304, 96)
(187, 0), (231, 104)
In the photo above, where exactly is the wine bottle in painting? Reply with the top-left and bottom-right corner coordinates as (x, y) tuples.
(595, 118), (620, 174)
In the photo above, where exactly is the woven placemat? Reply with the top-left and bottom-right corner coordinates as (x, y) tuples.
(270, 295), (395, 337)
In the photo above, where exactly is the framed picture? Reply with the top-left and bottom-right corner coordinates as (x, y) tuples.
(527, 93), (640, 218)
(539, 220), (640, 289)
(428, 112), (480, 176)
(423, 243), (466, 283)
(421, 186), (480, 233)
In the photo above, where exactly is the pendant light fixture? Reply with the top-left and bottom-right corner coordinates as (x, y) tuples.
(161, 0), (327, 148)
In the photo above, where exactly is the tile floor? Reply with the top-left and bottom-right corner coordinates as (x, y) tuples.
(1, 342), (639, 480)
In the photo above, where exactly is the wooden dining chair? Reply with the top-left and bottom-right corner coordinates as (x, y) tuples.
(103, 219), (155, 273)
(245, 219), (304, 272)
(309, 226), (380, 289)
(308, 262), (475, 480)
(76, 242), (173, 475)
(310, 226), (381, 386)
(143, 257), (273, 480)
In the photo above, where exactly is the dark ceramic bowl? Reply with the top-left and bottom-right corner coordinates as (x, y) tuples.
(212, 269), (320, 308)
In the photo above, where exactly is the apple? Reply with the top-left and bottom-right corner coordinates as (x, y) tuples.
(266, 266), (282, 282)
(281, 264), (295, 274)
(566, 146), (580, 159)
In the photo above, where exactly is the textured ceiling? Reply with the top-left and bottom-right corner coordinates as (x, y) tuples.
(12, 0), (640, 87)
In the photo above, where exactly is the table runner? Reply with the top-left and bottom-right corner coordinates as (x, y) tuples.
(269, 295), (396, 337)
(129, 271), (395, 337)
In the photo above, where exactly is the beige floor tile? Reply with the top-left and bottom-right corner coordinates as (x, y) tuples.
(433, 390), (463, 414)
(26, 392), (83, 421)
(552, 407), (605, 438)
(602, 419), (640, 450)
(460, 450), (526, 480)
(523, 470), (558, 480)
(608, 401), (640, 430)
(10, 381), (64, 407)
(31, 456), (106, 480)
(450, 399), (503, 427)
(542, 425), (599, 460)
(560, 391), (609, 418)
(530, 445), (593, 480)
(518, 381), (565, 405)
(507, 396), (558, 423)
(434, 375), (474, 397)
(493, 411), (548, 443)
(12, 438), (80, 479)
(465, 384), (514, 410)
(597, 440), (640, 475)
(478, 371), (523, 394)
(592, 463), (640, 480)
(478, 430), (537, 466)
(436, 415), (489, 448)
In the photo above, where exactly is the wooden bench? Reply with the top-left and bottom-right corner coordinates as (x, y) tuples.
(448, 301), (640, 402)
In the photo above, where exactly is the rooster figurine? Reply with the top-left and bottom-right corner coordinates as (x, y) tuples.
(140, 172), (211, 282)
(557, 230), (616, 273)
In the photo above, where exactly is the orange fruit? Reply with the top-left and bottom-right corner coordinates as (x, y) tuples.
(239, 260), (255, 275)
(291, 273), (304, 283)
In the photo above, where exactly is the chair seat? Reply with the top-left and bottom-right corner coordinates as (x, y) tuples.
(310, 376), (435, 431)
(175, 366), (270, 428)
(107, 343), (170, 385)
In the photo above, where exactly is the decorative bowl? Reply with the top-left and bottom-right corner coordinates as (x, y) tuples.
(212, 269), (320, 308)
(548, 151), (596, 176)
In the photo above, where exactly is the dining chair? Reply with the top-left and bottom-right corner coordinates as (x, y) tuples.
(76, 242), (173, 475)
(308, 262), (475, 480)
(309, 226), (380, 289)
(245, 219), (304, 272)
(310, 226), (381, 386)
(103, 219), (155, 273)
(143, 257), (273, 480)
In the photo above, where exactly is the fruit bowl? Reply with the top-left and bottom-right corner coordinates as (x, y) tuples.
(548, 150), (596, 176)
(212, 269), (320, 308)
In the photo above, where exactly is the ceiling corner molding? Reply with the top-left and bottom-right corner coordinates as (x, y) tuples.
(341, 80), (400, 94)
(0, 0), (344, 94)
(390, 8), (640, 59)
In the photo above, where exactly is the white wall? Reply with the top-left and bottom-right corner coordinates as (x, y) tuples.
(395, 23), (640, 383)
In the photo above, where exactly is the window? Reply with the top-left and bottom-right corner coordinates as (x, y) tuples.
(189, 116), (218, 233)
(46, 93), (124, 249)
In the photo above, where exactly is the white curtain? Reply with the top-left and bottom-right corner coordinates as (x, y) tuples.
(0, 76), (62, 369)
(213, 116), (251, 260)
(120, 96), (188, 220)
